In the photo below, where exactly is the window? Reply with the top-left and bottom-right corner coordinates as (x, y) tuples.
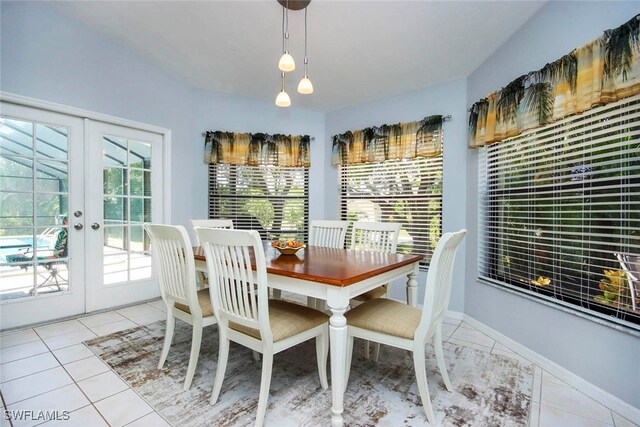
(479, 95), (640, 329)
(339, 155), (443, 267)
(208, 164), (308, 241)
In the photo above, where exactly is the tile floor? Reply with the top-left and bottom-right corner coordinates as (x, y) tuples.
(0, 297), (637, 427)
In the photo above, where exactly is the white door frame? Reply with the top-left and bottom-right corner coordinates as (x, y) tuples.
(0, 91), (172, 323)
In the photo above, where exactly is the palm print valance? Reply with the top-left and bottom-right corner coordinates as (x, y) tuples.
(204, 131), (311, 167)
(331, 115), (444, 165)
(468, 13), (640, 148)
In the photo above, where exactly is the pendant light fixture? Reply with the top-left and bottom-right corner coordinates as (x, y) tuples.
(297, 5), (313, 94)
(274, 0), (312, 107)
(275, 72), (291, 107)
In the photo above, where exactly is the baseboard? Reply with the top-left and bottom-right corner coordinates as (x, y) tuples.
(445, 310), (465, 321)
(462, 314), (640, 424)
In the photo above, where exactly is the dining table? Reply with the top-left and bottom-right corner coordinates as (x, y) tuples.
(194, 241), (423, 427)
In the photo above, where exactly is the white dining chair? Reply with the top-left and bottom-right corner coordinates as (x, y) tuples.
(145, 224), (217, 390)
(195, 227), (329, 427)
(349, 220), (401, 359)
(307, 220), (349, 310)
(191, 219), (234, 286)
(309, 220), (349, 249)
(344, 229), (467, 425)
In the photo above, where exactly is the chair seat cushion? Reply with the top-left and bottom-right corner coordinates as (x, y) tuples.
(174, 289), (214, 317)
(351, 285), (387, 302)
(230, 299), (328, 342)
(345, 298), (421, 340)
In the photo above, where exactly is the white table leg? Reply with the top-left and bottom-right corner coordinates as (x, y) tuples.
(327, 288), (349, 427)
(406, 263), (419, 307)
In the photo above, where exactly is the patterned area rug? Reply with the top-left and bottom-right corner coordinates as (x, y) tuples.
(85, 321), (533, 427)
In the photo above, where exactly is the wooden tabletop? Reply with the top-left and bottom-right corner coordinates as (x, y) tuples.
(193, 242), (423, 287)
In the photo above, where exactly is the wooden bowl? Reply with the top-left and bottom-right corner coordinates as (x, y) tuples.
(274, 245), (305, 255)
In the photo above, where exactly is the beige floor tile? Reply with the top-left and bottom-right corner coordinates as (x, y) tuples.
(64, 356), (109, 381)
(612, 412), (639, 427)
(0, 352), (60, 383)
(448, 326), (495, 348)
(1, 366), (73, 405)
(539, 404), (613, 426)
(42, 404), (109, 427)
(129, 310), (166, 326)
(529, 401), (540, 427)
(52, 344), (95, 365)
(445, 338), (492, 353)
(117, 304), (160, 319)
(0, 340), (50, 364)
(78, 371), (129, 402)
(0, 329), (40, 349)
(90, 319), (138, 337)
(125, 411), (172, 427)
(42, 329), (97, 351)
(79, 311), (127, 328)
(541, 382), (613, 424)
(7, 384), (89, 427)
(531, 367), (542, 404)
(94, 389), (153, 427)
(542, 370), (569, 387)
(146, 300), (166, 312)
(34, 320), (88, 339)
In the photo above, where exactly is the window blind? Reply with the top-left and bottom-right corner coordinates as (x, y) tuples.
(339, 155), (443, 267)
(479, 94), (640, 329)
(208, 164), (309, 242)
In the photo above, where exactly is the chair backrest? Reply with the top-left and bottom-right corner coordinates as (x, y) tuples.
(309, 220), (349, 249)
(416, 229), (467, 339)
(145, 224), (201, 316)
(191, 219), (234, 245)
(616, 253), (640, 283)
(351, 221), (401, 253)
(195, 227), (272, 341)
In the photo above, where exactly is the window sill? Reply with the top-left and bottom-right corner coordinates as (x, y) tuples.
(476, 277), (640, 338)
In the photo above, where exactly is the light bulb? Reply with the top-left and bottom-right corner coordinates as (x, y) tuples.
(278, 52), (296, 72)
(297, 76), (314, 94)
(275, 90), (291, 107)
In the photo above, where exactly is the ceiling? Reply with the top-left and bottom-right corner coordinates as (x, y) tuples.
(53, 1), (546, 112)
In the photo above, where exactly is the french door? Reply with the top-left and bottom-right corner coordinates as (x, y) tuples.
(0, 103), (86, 328)
(85, 121), (163, 311)
(0, 98), (166, 328)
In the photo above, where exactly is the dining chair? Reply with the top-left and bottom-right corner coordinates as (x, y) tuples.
(195, 227), (329, 427)
(616, 253), (640, 311)
(145, 224), (217, 391)
(307, 220), (349, 310)
(191, 219), (234, 286)
(349, 220), (401, 359)
(344, 229), (467, 425)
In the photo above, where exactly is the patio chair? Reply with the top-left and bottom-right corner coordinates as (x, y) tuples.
(616, 253), (640, 312)
(145, 224), (217, 390)
(195, 227), (329, 427)
(344, 229), (467, 425)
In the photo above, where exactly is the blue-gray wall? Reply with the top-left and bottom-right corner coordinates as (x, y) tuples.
(465, 1), (640, 409)
(0, 1), (326, 236)
(325, 80), (468, 311)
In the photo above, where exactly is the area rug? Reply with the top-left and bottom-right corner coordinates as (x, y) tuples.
(85, 321), (533, 427)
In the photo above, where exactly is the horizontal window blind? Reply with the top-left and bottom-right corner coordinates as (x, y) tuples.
(209, 164), (308, 242)
(479, 94), (640, 329)
(339, 156), (442, 267)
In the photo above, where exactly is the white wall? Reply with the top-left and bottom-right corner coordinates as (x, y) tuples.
(466, 1), (640, 409)
(0, 1), (326, 236)
(325, 80), (468, 310)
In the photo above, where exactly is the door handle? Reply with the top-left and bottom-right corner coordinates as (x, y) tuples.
(74, 223), (84, 230)
(91, 223), (101, 230)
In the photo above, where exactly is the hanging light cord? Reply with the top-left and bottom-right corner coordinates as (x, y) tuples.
(284, 0), (290, 50)
(281, 6), (285, 53)
(304, 6), (308, 69)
